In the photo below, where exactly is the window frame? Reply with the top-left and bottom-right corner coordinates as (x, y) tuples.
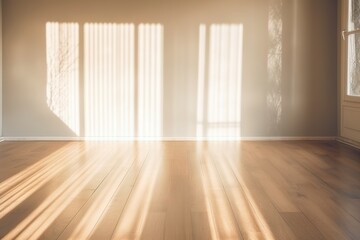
(342, 0), (360, 103)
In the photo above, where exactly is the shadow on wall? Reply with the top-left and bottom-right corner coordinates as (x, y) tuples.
(46, 22), (80, 135)
(266, 0), (283, 130)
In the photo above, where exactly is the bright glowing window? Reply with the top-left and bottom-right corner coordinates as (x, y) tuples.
(347, 0), (360, 96)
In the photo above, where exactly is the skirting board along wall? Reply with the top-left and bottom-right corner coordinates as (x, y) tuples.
(2, 0), (338, 139)
(337, 137), (360, 150)
(3, 136), (337, 142)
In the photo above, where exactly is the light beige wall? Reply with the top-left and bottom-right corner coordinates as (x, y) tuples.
(2, 0), (338, 138)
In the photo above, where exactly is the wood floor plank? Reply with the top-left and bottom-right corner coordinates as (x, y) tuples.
(141, 212), (166, 240)
(57, 143), (139, 240)
(199, 146), (243, 240)
(205, 143), (264, 239)
(252, 170), (299, 213)
(89, 144), (149, 240)
(280, 212), (325, 240)
(161, 143), (193, 240)
(188, 144), (215, 240)
(290, 185), (352, 240)
(224, 164), (297, 239)
(296, 183), (360, 240)
(0, 143), (95, 239)
(38, 189), (94, 240)
(0, 142), (71, 181)
(111, 144), (164, 240)
(0, 140), (359, 240)
(283, 143), (360, 199)
(190, 212), (212, 240)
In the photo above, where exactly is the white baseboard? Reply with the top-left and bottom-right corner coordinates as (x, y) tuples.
(161, 136), (337, 141)
(3, 137), (85, 141)
(0, 137), (4, 142)
(2, 136), (337, 142)
(337, 137), (360, 150)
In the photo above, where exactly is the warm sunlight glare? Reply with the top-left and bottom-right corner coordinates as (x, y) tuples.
(0, 144), (80, 218)
(199, 148), (240, 239)
(111, 146), (161, 239)
(3, 145), (109, 240)
(214, 144), (266, 239)
(196, 25), (206, 138)
(197, 142), (275, 240)
(84, 23), (163, 139)
(0, 144), (70, 195)
(69, 148), (136, 239)
(137, 24), (163, 139)
(226, 149), (276, 240)
(84, 23), (135, 137)
(197, 24), (243, 139)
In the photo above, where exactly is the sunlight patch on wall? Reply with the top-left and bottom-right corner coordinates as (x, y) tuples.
(197, 24), (243, 139)
(46, 22), (80, 135)
(137, 24), (163, 138)
(267, 0), (283, 126)
(84, 23), (135, 137)
(84, 23), (163, 138)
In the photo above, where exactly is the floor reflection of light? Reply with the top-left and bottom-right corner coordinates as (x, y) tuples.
(195, 142), (219, 239)
(0, 144), (83, 218)
(0, 144), (70, 195)
(197, 24), (243, 139)
(210, 143), (266, 239)
(224, 146), (276, 240)
(68, 148), (136, 239)
(199, 145), (240, 239)
(46, 22), (80, 135)
(197, 142), (276, 240)
(0, 148), (82, 218)
(2, 145), (115, 240)
(111, 145), (161, 239)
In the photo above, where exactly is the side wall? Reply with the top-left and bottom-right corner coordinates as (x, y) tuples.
(0, 0), (2, 137)
(2, 0), (338, 138)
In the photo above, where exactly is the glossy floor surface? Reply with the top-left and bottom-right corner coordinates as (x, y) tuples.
(0, 141), (359, 240)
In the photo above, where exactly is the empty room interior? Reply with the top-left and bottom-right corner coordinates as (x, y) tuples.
(1, 0), (360, 239)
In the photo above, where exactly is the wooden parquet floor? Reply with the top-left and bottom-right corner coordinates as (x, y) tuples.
(0, 140), (359, 240)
